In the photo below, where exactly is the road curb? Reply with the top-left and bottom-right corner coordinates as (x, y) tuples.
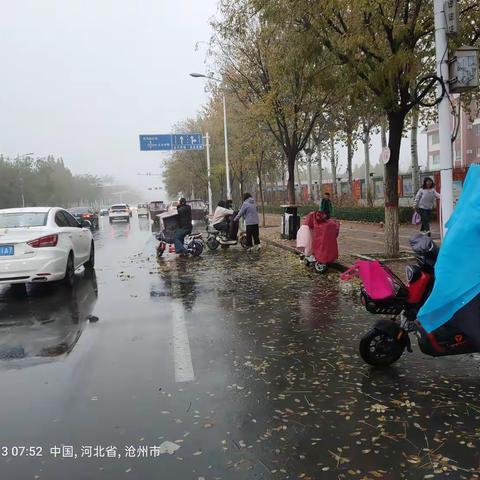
(262, 237), (348, 273)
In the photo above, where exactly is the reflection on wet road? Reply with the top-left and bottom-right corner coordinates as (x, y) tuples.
(0, 216), (479, 479)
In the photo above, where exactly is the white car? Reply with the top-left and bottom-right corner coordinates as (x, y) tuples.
(108, 204), (130, 223)
(0, 207), (94, 287)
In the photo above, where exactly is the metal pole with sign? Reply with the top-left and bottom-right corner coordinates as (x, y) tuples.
(205, 133), (213, 215)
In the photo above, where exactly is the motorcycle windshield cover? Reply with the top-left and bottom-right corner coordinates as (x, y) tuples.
(418, 164), (480, 333)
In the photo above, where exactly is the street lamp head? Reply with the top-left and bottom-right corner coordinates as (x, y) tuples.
(190, 72), (222, 83)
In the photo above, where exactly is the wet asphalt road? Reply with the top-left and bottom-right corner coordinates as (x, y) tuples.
(0, 216), (479, 480)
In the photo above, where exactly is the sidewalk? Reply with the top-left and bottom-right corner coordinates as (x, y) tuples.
(260, 214), (440, 277)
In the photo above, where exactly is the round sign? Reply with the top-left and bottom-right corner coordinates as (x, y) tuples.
(381, 147), (391, 165)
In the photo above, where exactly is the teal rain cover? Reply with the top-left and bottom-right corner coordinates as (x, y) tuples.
(418, 164), (480, 332)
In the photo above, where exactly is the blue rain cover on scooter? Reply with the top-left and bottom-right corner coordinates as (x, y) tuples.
(418, 164), (480, 333)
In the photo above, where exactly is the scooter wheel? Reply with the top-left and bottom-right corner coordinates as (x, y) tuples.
(314, 262), (328, 274)
(359, 329), (406, 367)
(206, 236), (220, 251)
(239, 233), (248, 250)
(190, 240), (203, 257)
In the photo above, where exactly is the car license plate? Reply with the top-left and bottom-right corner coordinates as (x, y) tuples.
(0, 245), (14, 256)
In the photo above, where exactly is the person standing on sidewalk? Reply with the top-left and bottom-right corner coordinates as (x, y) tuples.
(413, 177), (440, 234)
(319, 192), (333, 219)
(234, 193), (260, 251)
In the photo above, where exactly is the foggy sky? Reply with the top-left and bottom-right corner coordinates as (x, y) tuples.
(0, 0), (217, 199)
(0, 0), (426, 200)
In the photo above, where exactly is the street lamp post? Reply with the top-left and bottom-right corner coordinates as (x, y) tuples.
(205, 132), (213, 215)
(190, 73), (231, 200)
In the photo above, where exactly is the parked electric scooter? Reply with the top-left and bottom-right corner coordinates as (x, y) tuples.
(205, 217), (248, 251)
(344, 234), (477, 367)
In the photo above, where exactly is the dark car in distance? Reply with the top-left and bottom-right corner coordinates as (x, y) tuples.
(68, 207), (99, 230)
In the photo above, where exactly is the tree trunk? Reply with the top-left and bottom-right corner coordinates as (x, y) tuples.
(363, 126), (372, 207)
(317, 147), (323, 199)
(286, 152), (296, 205)
(381, 123), (387, 149)
(281, 158), (287, 203)
(239, 170), (244, 201)
(330, 137), (337, 195)
(256, 155), (266, 227)
(410, 108), (420, 195)
(295, 162), (302, 204)
(346, 129), (353, 192)
(307, 154), (313, 203)
(384, 114), (404, 258)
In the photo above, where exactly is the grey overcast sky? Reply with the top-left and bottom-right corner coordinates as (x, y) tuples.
(0, 0), (217, 196)
(0, 0), (427, 197)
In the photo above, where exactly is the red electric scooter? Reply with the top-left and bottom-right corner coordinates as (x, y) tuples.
(355, 234), (477, 367)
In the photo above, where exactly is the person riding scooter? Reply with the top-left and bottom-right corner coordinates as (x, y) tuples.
(212, 201), (234, 237)
(174, 198), (192, 255)
(212, 200), (241, 243)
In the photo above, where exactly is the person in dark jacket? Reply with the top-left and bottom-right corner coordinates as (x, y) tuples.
(319, 192), (333, 219)
(234, 193), (260, 251)
(175, 198), (192, 254)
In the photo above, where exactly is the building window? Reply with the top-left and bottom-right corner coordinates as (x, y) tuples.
(474, 124), (480, 136)
(431, 131), (440, 145)
(467, 149), (473, 154)
(456, 150), (462, 161)
(431, 153), (440, 165)
(477, 147), (480, 158)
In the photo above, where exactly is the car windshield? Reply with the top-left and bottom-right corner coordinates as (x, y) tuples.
(138, 204), (147, 208)
(69, 207), (90, 214)
(111, 206), (127, 211)
(188, 201), (205, 209)
(149, 202), (164, 209)
(0, 212), (48, 228)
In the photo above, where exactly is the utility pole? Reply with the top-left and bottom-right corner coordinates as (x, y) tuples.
(205, 133), (213, 215)
(434, 0), (454, 237)
(222, 93), (231, 200)
(190, 74), (231, 201)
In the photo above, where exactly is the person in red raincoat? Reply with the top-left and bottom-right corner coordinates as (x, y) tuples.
(306, 211), (339, 264)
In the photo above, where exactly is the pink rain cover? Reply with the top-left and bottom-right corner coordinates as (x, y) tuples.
(306, 212), (339, 264)
(357, 260), (395, 300)
(296, 225), (313, 256)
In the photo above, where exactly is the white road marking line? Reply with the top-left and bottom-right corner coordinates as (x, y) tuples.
(171, 301), (195, 383)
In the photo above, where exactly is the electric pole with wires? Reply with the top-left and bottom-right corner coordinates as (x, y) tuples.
(434, 0), (454, 238)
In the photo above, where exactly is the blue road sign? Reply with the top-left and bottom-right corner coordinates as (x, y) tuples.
(139, 134), (204, 151)
(139, 135), (172, 151)
(172, 134), (203, 150)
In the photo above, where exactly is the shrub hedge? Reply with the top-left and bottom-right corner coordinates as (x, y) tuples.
(262, 205), (430, 224)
